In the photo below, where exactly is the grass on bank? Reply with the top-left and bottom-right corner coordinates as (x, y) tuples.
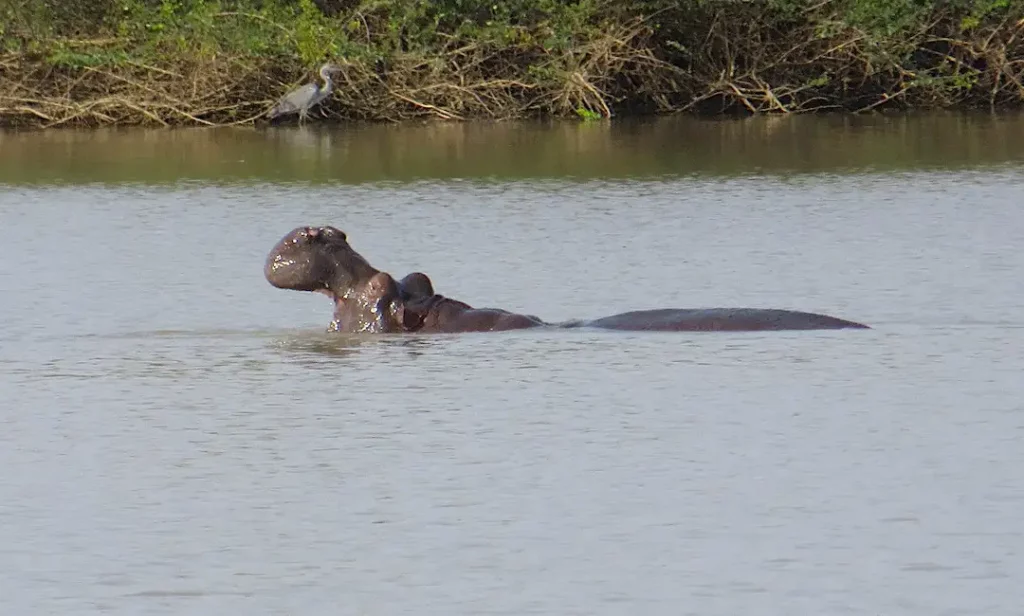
(1, 0), (1023, 128)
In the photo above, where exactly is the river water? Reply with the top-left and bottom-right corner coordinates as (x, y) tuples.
(2, 114), (1023, 615)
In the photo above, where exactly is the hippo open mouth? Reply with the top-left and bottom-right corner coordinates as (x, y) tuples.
(264, 226), (383, 332)
(313, 287), (347, 332)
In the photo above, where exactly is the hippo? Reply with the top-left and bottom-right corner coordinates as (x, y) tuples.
(265, 226), (870, 334)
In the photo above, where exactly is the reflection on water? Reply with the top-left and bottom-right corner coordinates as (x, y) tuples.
(271, 330), (442, 359)
(3, 112), (1024, 184)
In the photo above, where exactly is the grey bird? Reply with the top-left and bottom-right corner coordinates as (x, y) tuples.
(266, 63), (343, 123)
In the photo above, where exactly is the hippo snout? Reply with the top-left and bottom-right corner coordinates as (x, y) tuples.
(264, 224), (378, 294)
(264, 227), (316, 289)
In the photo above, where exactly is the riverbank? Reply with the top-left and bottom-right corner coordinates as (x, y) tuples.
(2, 0), (1023, 129)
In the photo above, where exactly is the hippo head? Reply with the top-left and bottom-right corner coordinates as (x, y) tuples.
(396, 272), (435, 300)
(266, 226), (414, 333)
(265, 226), (379, 295)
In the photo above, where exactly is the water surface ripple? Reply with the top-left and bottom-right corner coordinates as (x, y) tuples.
(2, 118), (1022, 616)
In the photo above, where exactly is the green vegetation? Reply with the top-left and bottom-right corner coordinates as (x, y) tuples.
(1, 0), (1022, 127)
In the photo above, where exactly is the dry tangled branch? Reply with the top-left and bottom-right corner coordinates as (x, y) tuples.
(0, 56), (277, 128)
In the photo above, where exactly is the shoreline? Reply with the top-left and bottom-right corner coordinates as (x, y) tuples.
(3, 0), (1022, 130)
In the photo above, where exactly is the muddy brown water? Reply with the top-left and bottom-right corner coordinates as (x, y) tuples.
(2, 113), (1023, 615)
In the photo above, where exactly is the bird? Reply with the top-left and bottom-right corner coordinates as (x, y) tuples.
(266, 63), (343, 124)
